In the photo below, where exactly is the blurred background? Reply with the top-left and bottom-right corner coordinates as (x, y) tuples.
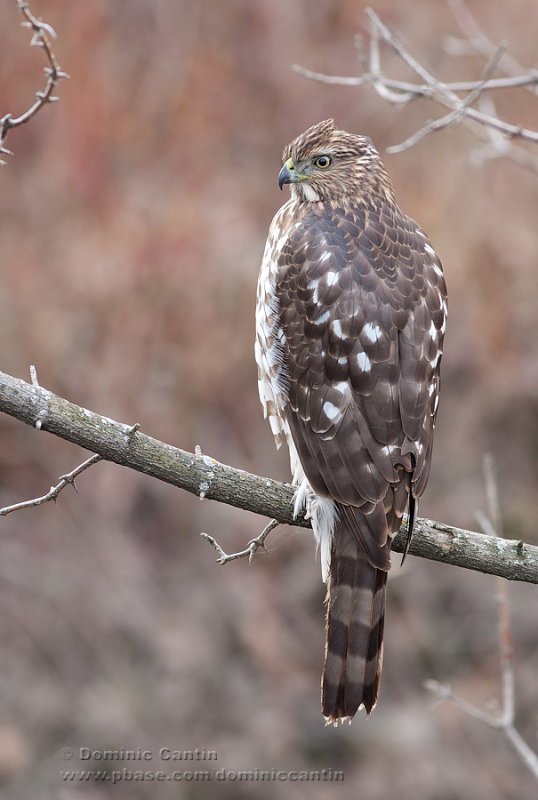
(0, 0), (537, 797)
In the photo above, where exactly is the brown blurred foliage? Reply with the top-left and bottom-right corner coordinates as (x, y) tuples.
(0, 1), (537, 798)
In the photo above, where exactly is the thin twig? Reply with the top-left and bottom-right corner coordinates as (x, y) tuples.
(291, 66), (373, 87)
(386, 40), (509, 154)
(291, 64), (538, 96)
(201, 519), (279, 565)
(481, 455), (515, 729)
(483, 453), (502, 534)
(456, 42), (509, 112)
(367, 11), (413, 104)
(1, 0), (69, 162)
(0, 453), (102, 516)
(425, 680), (507, 729)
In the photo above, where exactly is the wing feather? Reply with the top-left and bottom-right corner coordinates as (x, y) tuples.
(275, 202), (446, 527)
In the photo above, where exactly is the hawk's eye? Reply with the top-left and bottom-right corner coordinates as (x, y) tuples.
(314, 155), (332, 169)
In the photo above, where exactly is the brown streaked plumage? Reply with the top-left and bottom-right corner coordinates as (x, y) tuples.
(255, 119), (447, 723)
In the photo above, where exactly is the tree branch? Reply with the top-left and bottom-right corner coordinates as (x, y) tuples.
(0, 453), (102, 516)
(1, 0), (69, 163)
(293, 5), (538, 171)
(445, 0), (538, 95)
(0, 369), (537, 584)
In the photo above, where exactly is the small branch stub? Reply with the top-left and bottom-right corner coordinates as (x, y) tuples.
(201, 519), (279, 565)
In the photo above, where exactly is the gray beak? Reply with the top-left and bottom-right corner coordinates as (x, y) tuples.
(278, 164), (298, 190)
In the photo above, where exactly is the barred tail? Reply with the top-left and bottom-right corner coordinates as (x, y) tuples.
(321, 526), (388, 723)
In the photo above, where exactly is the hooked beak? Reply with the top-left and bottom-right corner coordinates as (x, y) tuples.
(278, 158), (298, 190)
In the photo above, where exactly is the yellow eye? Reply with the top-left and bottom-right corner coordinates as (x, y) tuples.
(314, 155), (332, 169)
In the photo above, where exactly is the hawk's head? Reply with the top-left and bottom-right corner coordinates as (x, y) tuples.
(278, 119), (392, 204)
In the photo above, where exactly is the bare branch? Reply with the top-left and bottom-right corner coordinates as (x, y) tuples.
(445, 0), (538, 94)
(504, 728), (538, 780)
(1, 0), (69, 162)
(446, 0), (503, 60)
(386, 40), (509, 154)
(293, 7), (538, 170)
(0, 369), (537, 584)
(425, 679), (508, 728)
(482, 453), (502, 535)
(291, 65), (373, 88)
(366, 10), (414, 104)
(0, 454), (102, 516)
(429, 618), (538, 780)
(201, 519), (279, 565)
(366, 8), (538, 147)
(480, 455), (516, 728)
(426, 455), (538, 783)
(456, 41), (509, 110)
(364, 8), (446, 97)
(291, 63), (538, 96)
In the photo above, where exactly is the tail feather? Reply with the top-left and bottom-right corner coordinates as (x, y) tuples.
(322, 526), (388, 722)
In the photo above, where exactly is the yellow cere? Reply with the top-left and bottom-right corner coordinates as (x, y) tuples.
(285, 156), (311, 182)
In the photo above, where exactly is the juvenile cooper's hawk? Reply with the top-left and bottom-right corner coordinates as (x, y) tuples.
(255, 119), (447, 723)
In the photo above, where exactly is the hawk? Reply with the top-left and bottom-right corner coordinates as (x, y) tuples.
(255, 119), (447, 723)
